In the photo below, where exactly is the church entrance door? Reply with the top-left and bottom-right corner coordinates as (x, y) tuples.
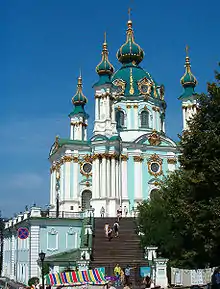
(81, 190), (92, 210)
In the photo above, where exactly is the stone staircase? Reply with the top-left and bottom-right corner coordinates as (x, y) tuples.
(90, 217), (148, 287)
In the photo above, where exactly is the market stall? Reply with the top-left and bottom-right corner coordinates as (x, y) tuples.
(45, 269), (107, 289)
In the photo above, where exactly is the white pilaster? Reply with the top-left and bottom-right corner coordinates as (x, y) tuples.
(115, 159), (119, 199)
(78, 124), (82, 140)
(134, 159), (143, 201)
(70, 124), (74, 140)
(133, 106), (138, 129)
(153, 109), (156, 129)
(111, 157), (116, 198)
(101, 157), (106, 198)
(127, 107), (131, 129)
(84, 125), (87, 140)
(95, 97), (99, 120)
(106, 157), (110, 198)
(121, 157), (128, 200)
(50, 171), (53, 207)
(30, 225), (40, 278)
(182, 106), (186, 130)
(64, 162), (71, 200)
(73, 160), (78, 199)
(112, 103), (115, 122)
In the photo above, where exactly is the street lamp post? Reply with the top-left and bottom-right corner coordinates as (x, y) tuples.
(39, 251), (46, 289)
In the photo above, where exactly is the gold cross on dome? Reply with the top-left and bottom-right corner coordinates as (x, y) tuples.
(185, 45), (189, 56)
(128, 7), (132, 20)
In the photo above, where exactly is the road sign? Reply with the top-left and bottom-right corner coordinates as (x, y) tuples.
(17, 227), (29, 239)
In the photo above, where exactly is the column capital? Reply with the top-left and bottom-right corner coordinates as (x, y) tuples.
(133, 155), (144, 162)
(121, 154), (129, 161)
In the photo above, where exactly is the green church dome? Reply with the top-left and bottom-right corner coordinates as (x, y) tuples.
(69, 75), (88, 117)
(180, 56), (197, 87)
(111, 63), (160, 98)
(96, 33), (114, 76)
(179, 48), (198, 100)
(72, 76), (88, 105)
(116, 20), (144, 65)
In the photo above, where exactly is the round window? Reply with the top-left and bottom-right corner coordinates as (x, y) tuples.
(150, 162), (160, 173)
(82, 162), (92, 174)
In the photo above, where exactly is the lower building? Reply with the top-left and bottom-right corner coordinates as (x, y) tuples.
(2, 206), (94, 285)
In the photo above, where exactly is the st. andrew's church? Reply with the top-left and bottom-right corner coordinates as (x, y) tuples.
(49, 18), (198, 217)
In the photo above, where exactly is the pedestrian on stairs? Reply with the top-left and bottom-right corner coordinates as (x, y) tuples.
(124, 206), (128, 217)
(107, 225), (113, 241)
(100, 206), (105, 217)
(113, 220), (120, 237)
(124, 265), (136, 285)
(117, 206), (122, 221)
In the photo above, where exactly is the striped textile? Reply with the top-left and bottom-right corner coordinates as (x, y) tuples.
(45, 269), (107, 286)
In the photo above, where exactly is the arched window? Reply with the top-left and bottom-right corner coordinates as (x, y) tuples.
(140, 111), (149, 128)
(81, 190), (92, 210)
(116, 110), (125, 128)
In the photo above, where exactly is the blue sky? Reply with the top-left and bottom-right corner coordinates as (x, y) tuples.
(0, 0), (219, 217)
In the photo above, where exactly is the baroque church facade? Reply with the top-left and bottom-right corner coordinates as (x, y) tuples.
(49, 19), (198, 217)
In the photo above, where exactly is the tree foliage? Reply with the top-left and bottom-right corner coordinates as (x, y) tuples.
(138, 64), (220, 268)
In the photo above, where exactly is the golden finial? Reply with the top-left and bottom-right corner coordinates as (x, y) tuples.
(77, 70), (82, 87)
(104, 31), (107, 44)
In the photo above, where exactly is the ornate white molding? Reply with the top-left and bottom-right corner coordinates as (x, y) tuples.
(47, 228), (58, 252)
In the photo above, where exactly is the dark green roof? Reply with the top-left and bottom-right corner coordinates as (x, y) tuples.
(93, 75), (112, 87)
(44, 249), (80, 263)
(69, 106), (88, 117)
(111, 63), (159, 97)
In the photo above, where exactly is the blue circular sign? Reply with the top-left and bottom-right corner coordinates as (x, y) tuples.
(18, 227), (29, 239)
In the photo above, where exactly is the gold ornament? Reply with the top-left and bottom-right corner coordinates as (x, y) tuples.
(148, 130), (161, 146)
(147, 154), (163, 177)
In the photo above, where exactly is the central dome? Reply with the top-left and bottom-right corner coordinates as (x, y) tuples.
(111, 63), (159, 98)
(116, 20), (144, 65)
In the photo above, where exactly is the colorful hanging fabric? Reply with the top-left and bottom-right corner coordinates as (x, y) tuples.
(45, 268), (107, 286)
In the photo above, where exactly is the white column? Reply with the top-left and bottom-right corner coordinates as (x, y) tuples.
(70, 124), (74, 140)
(133, 106), (138, 129)
(95, 97), (99, 120)
(127, 107), (131, 129)
(78, 124), (82, 140)
(50, 171), (53, 206)
(112, 103), (115, 122)
(182, 106), (186, 130)
(134, 159), (143, 200)
(92, 158), (96, 200)
(97, 158), (100, 198)
(153, 109), (156, 130)
(121, 157), (128, 200)
(101, 156), (106, 198)
(84, 126), (87, 141)
(64, 162), (71, 201)
(73, 160), (78, 198)
(30, 225), (40, 278)
(10, 235), (15, 280)
(111, 157), (116, 198)
(106, 157), (110, 198)
(115, 159), (119, 199)
(155, 110), (160, 131)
